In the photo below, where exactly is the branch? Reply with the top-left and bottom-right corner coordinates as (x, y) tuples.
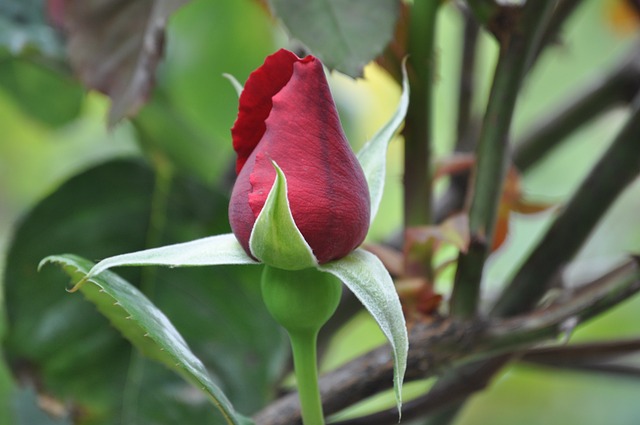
(253, 258), (640, 425)
(514, 46), (640, 172)
(491, 88), (640, 317)
(450, 0), (558, 318)
(330, 356), (509, 425)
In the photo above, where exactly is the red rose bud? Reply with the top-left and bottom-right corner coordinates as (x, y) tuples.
(229, 49), (370, 264)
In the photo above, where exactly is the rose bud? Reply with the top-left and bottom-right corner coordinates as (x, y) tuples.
(228, 49), (371, 266)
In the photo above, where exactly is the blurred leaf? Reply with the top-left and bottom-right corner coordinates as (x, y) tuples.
(133, 91), (228, 184)
(0, 58), (83, 127)
(41, 254), (252, 425)
(54, 0), (188, 126)
(2, 160), (286, 423)
(269, 0), (400, 77)
(406, 213), (471, 254)
(0, 0), (64, 57)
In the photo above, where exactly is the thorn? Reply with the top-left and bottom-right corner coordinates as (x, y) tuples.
(559, 316), (579, 344)
(125, 315), (132, 320)
(143, 333), (149, 337)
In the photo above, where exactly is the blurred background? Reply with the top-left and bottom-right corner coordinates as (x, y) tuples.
(1, 0), (640, 424)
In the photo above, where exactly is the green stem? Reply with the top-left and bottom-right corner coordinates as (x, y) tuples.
(449, 0), (557, 318)
(290, 330), (325, 425)
(403, 0), (439, 277)
(404, 0), (438, 227)
(260, 266), (342, 425)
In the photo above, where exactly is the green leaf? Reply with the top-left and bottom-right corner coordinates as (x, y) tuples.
(357, 60), (409, 223)
(86, 233), (258, 277)
(0, 58), (83, 127)
(249, 162), (318, 270)
(269, 0), (400, 77)
(3, 160), (286, 422)
(40, 254), (251, 425)
(318, 248), (407, 416)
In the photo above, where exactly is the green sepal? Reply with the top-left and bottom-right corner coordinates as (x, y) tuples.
(357, 59), (409, 223)
(222, 73), (243, 97)
(318, 248), (408, 418)
(71, 233), (258, 279)
(249, 161), (318, 270)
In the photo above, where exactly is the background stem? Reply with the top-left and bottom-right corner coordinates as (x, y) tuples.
(492, 94), (640, 317)
(449, 0), (557, 318)
(404, 0), (438, 228)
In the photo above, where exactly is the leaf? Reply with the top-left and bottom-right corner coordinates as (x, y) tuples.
(318, 248), (408, 417)
(3, 160), (286, 422)
(249, 162), (317, 270)
(357, 60), (409, 223)
(40, 254), (251, 425)
(56, 0), (189, 126)
(0, 58), (83, 127)
(86, 233), (258, 277)
(269, 0), (400, 77)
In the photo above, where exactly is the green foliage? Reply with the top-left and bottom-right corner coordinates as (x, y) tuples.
(269, 0), (400, 77)
(40, 254), (253, 425)
(3, 161), (285, 423)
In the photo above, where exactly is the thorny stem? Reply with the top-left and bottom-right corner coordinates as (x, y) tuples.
(492, 93), (640, 317)
(450, 0), (558, 318)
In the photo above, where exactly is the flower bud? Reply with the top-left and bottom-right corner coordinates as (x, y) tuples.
(229, 49), (370, 264)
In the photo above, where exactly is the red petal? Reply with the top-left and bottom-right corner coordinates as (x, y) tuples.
(231, 49), (309, 174)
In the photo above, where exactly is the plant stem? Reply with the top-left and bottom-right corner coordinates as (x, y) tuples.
(449, 0), (557, 318)
(492, 94), (640, 317)
(403, 0), (439, 276)
(433, 8), (480, 224)
(514, 49), (640, 172)
(290, 330), (325, 425)
(404, 0), (438, 227)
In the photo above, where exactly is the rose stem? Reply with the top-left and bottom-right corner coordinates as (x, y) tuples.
(449, 0), (557, 318)
(289, 330), (324, 425)
(261, 266), (342, 425)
